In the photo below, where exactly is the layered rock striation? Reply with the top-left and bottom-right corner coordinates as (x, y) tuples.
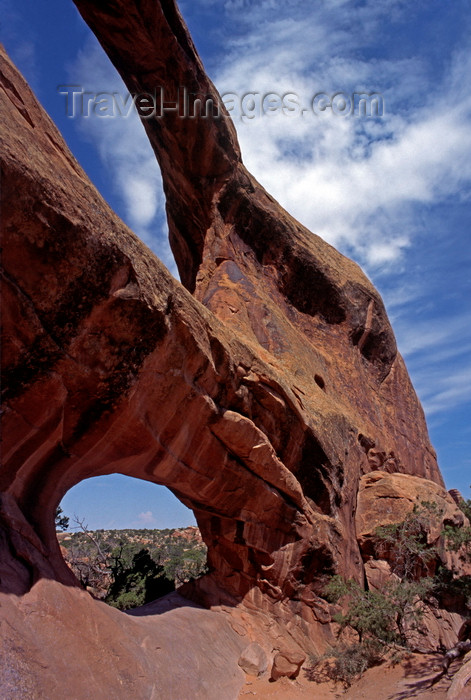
(0, 0), (462, 696)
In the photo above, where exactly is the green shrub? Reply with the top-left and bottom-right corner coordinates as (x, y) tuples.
(374, 501), (442, 579)
(106, 548), (174, 610)
(328, 642), (384, 685)
(324, 575), (432, 648)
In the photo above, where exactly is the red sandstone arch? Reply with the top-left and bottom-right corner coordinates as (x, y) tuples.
(1, 3), (444, 681)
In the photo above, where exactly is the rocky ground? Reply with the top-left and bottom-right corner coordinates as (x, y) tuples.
(239, 654), (461, 699)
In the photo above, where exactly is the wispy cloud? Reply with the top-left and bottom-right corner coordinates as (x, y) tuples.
(415, 364), (471, 417)
(209, 5), (471, 273)
(136, 510), (157, 526)
(394, 307), (471, 417)
(396, 314), (471, 359)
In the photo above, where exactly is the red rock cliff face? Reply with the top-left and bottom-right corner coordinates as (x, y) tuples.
(0, 0), (448, 694)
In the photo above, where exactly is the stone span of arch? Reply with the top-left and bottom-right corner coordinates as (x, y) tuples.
(0, 39), (331, 600)
(0, 0), (442, 655)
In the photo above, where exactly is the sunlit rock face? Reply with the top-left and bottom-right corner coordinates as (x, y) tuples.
(356, 471), (471, 652)
(0, 0), (451, 695)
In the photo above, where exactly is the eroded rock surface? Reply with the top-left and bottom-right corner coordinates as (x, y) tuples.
(356, 471), (467, 574)
(356, 472), (470, 651)
(0, 584), (246, 700)
(0, 0), (463, 696)
(447, 651), (471, 700)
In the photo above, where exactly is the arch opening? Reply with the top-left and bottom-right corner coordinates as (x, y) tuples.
(56, 475), (208, 610)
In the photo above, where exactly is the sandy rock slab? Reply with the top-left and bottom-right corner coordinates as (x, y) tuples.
(0, 583), (246, 700)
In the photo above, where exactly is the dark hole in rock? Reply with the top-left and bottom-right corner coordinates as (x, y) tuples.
(358, 433), (375, 452)
(314, 374), (325, 391)
(296, 433), (334, 515)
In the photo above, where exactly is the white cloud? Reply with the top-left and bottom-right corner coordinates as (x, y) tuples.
(119, 177), (159, 229)
(137, 510), (157, 526)
(209, 4), (471, 273)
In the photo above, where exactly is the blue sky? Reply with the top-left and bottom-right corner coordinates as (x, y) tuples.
(2, 0), (470, 529)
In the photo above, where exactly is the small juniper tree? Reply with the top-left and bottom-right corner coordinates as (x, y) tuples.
(54, 506), (69, 532)
(106, 548), (175, 610)
(374, 501), (442, 579)
(309, 494), (471, 686)
(324, 575), (433, 649)
(442, 494), (471, 558)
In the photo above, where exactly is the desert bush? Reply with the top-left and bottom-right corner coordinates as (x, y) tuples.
(305, 641), (385, 686)
(55, 506), (69, 531)
(311, 493), (471, 686)
(327, 642), (384, 685)
(374, 501), (442, 579)
(106, 548), (175, 610)
(324, 575), (432, 648)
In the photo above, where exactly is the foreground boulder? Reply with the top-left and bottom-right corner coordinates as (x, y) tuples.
(0, 0), (463, 696)
(271, 650), (306, 681)
(447, 651), (471, 700)
(0, 584), (246, 700)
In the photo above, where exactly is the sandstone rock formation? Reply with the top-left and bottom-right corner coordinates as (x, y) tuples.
(447, 651), (471, 700)
(356, 472), (470, 651)
(0, 0), (466, 696)
(237, 642), (268, 677)
(64, 0), (443, 598)
(356, 471), (467, 574)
